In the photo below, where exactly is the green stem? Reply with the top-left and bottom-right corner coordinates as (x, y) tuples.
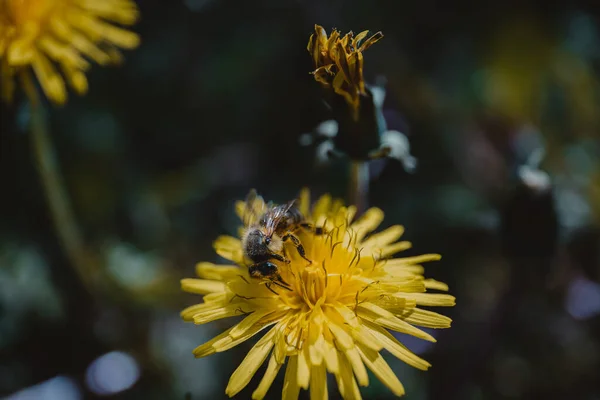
(26, 83), (95, 291)
(349, 161), (369, 216)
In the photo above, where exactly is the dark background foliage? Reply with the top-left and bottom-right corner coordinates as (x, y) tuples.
(1, 0), (600, 399)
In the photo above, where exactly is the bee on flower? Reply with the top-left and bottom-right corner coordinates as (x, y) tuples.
(0, 0), (140, 105)
(181, 189), (455, 399)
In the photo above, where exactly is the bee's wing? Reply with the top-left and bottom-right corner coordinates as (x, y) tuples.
(283, 198), (297, 213)
(264, 199), (297, 236)
(243, 189), (266, 227)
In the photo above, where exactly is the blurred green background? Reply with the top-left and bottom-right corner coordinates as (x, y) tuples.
(1, 0), (600, 399)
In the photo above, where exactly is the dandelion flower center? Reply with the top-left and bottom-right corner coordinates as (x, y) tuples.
(4, 0), (57, 25)
(276, 231), (368, 311)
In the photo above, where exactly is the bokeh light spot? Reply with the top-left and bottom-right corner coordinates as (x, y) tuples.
(85, 351), (140, 396)
(6, 376), (81, 400)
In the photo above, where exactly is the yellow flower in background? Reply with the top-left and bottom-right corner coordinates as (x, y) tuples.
(0, 0), (140, 105)
(181, 189), (455, 399)
(307, 24), (383, 120)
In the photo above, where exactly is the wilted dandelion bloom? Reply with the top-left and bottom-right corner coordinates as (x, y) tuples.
(181, 189), (455, 399)
(308, 24), (382, 120)
(0, 0), (140, 104)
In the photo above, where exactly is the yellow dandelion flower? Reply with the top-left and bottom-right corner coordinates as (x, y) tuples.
(0, 0), (140, 105)
(307, 24), (383, 120)
(181, 189), (455, 399)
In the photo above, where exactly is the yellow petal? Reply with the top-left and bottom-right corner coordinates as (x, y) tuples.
(80, 0), (140, 25)
(358, 31), (384, 52)
(335, 41), (351, 83)
(361, 320), (431, 370)
(380, 241), (412, 258)
(195, 262), (241, 280)
(226, 328), (276, 397)
(309, 362), (328, 400)
(193, 323), (274, 357)
(424, 279), (450, 291)
(180, 278), (226, 295)
(351, 324), (384, 352)
(344, 206), (357, 225)
(307, 33), (316, 57)
(282, 356), (300, 400)
(387, 254), (442, 265)
(358, 302), (436, 342)
(235, 200), (247, 221)
(181, 301), (242, 324)
(383, 264), (425, 276)
(7, 38), (35, 65)
(345, 347), (369, 386)
(296, 347), (311, 389)
(202, 292), (228, 303)
(274, 323), (288, 364)
(312, 64), (335, 86)
(323, 344), (340, 374)
(357, 344), (405, 396)
(332, 71), (354, 106)
(373, 294), (417, 313)
(336, 351), (362, 400)
(105, 47), (124, 65)
(349, 207), (384, 242)
(348, 51), (363, 87)
(67, 11), (140, 49)
(213, 235), (244, 264)
(402, 293), (456, 307)
(308, 324), (325, 366)
(399, 308), (453, 329)
(230, 309), (277, 339)
(361, 225), (404, 250)
(180, 294), (227, 320)
(38, 36), (88, 69)
(192, 327), (234, 358)
(330, 198), (345, 214)
(335, 306), (383, 351)
(239, 189), (267, 226)
(59, 64), (88, 95)
(180, 303), (214, 321)
(352, 31), (370, 48)
(298, 187), (311, 217)
(328, 322), (354, 349)
(192, 304), (250, 325)
(31, 53), (66, 105)
(312, 193), (332, 222)
(252, 354), (284, 400)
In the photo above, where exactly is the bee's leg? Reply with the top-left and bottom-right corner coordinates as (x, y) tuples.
(271, 252), (290, 264)
(272, 275), (293, 291)
(282, 233), (312, 264)
(299, 222), (324, 235)
(248, 264), (260, 279)
(264, 282), (279, 295)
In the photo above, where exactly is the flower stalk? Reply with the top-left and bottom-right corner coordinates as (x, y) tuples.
(25, 80), (95, 291)
(349, 160), (369, 216)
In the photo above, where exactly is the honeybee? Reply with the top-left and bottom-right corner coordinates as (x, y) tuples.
(241, 190), (321, 291)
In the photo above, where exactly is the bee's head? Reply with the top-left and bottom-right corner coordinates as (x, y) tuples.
(245, 229), (283, 254)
